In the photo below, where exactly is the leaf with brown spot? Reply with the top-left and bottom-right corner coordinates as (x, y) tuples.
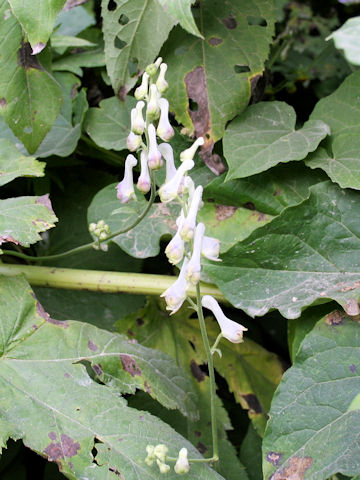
(162, 0), (276, 147)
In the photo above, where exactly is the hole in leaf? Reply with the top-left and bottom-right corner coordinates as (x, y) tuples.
(114, 37), (127, 49)
(128, 57), (138, 77)
(234, 65), (250, 74)
(247, 15), (267, 26)
(205, 133), (210, 140)
(189, 98), (198, 112)
(107, 0), (117, 11)
(119, 14), (129, 25)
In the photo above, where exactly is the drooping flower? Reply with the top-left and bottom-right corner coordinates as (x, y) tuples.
(180, 185), (203, 241)
(180, 137), (204, 162)
(156, 63), (169, 93)
(157, 98), (174, 141)
(174, 448), (190, 475)
(161, 258), (189, 314)
(185, 222), (205, 285)
(137, 150), (151, 194)
(158, 143), (177, 182)
(147, 123), (163, 170)
(201, 295), (247, 343)
(116, 154), (137, 203)
(158, 159), (194, 203)
(202, 235), (221, 262)
(135, 72), (149, 100)
(126, 131), (142, 151)
(130, 101), (145, 135)
(165, 211), (185, 265)
(146, 84), (160, 121)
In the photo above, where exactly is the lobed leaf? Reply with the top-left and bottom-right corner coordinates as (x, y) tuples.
(158, 0), (202, 38)
(328, 16), (360, 66)
(0, 138), (44, 186)
(263, 311), (360, 479)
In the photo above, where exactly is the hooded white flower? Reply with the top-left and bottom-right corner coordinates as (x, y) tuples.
(146, 84), (160, 121)
(180, 137), (204, 162)
(147, 123), (163, 170)
(157, 98), (174, 141)
(161, 258), (189, 314)
(130, 101), (145, 135)
(134, 72), (149, 100)
(165, 211), (185, 265)
(201, 295), (247, 343)
(185, 222), (205, 285)
(158, 159), (194, 203)
(202, 235), (221, 262)
(158, 143), (177, 182)
(156, 63), (169, 93)
(182, 176), (195, 201)
(174, 448), (190, 475)
(137, 150), (151, 194)
(180, 185), (203, 241)
(116, 154), (137, 203)
(126, 131), (142, 151)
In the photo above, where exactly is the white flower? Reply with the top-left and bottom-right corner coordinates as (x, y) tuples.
(146, 84), (160, 121)
(165, 212), (185, 265)
(174, 448), (190, 475)
(116, 154), (137, 203)
(130, 101), (145, 135)
(137, 150), (151, 194)
(161, 258), (189, 314)
(182, 176), (195, 201)
(158, 143), (177, 182)
(180, 137), (204, 162)
(158, 159), (194, 203)
(202, 235), (221, 262)
(134, 72), (149, 100)
(157, 98), (174, 141)
(156, 63), (169, 93)
(126, 131), (142, 151)
(185, 222), (205, 285)
(180, 186), (203, 241)
(147, 123), (163, 170)
(201, 295), (247, 343)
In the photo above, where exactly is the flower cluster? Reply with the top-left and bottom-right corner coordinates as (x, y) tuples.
(146, 444), (190, 475)
(89, 220), (110, 251)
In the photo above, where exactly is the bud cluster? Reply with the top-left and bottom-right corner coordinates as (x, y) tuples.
(89, 220), (111, 251)
(145, 444), (190, 475)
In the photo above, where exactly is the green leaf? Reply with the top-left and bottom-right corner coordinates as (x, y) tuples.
(239, 423), (263, 480)
(0, 275), (224, 480)
(306, 71), (360, 190)
(54, 4), (96, 37)
(0, 1), (63, 154)
(348, 392), (360, 412)
(158, 0), (202, 38)
(51, 35), (96, 49)
(7, 0), (66, 54)
(328, 16), (360, 66)
(0, 138), (44, 186)
(204, 163), (326, 216)
(0, 195), (57, 247)
(84, 96), (136, 151)
(88, 184), (181, 258)
(162, 0), (276, 147)
(263, 311), (360, 479)
(224, 102), (330, 180)
(101, 0), (176, 96)
(205, 182), (360, 319)
(52, 49), (105, 76)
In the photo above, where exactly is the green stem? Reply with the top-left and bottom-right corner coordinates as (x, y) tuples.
(1, 172), (157, 264)
(167, 456), (218, 464)
(210, 332), (223, 356)
(195, 282), (219, 462)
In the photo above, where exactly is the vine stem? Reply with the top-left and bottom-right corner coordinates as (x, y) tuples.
(195, 282), (219, 462)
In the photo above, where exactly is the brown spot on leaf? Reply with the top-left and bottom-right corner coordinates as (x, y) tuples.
(136, 318), (144, 326)
(118, 85), (127, 101)
(35, 193), (53, 212)
(44, 434), (80, 462)
(46, 317), (69, 328)
(18, 41), (43, 70)
(61, 434), (80, 457)
(0, 234), (19, 246)
(44, 442), (63, 461)
(340, 281), (360, 292)
(64, 373), (71, 378)
(88, 340), (98, 352)
(92, 364), (103, 376)
(325, 310), (345, 326)
(71, 83), (80, 99)
(144, 381), (151, 394)
(270, 456), (313, 480)
(127, 329), (134, 337)
(48, 432), (57, 441)
(120, 354), (141, 376)
(0, 98), (6, 108)
(194, 430), (201, 437)
(208, 37), (223, 46)
(33, 296), (69, 327)
(215, 205), (237, 221)
(190, 360), (205, 382)
(344, 299), (360, 316)
(273, 189), (283, 197)
(109, 466), (124, 478)
(196, 442), (207, 454)
(222, 15), (237, 29)
(350, 364), (356, 373)
(266, 451), (282, 466)
(241, 393), (262, 413)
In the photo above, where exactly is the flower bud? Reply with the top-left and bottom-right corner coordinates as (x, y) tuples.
(89, 223), (97, 233)
(130, 101), (145, 135)
(185, 223), (205, 285)
(126, 131), (142, 151)
(157, 98), (174, 141)
(146, 84), (160, 121)
(145, 445), (156, 466)
(156, 63), (169, 93)
(137, 150), (151, 194)
(158, 143), (177, 182)
(201, 295), (247, 343)
(154, 444), (168, 463)
(180, 137), (204, 162)
(157, 460), (170, 474)
(161, 258), (189, 314)
(116, 154), (137, 203)
(174, 448), (190, 475)
(147, 124), (163, 170)
(158, 159), (194, 203)
(135, 72), (149, 100)
(180, 186), (203, 241)
(146, 57), (162, 77)
(202, 235), (221, 262)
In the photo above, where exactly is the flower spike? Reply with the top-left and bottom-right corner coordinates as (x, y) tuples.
(158, 159), (194, 203)
(116, 154), (137, 203)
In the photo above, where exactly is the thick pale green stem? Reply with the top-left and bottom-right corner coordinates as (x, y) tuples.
(0, 263), (225, 301)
